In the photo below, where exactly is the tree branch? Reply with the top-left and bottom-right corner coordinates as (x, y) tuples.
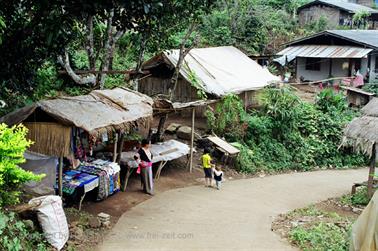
(169, 21), (198, 100)
(58, 51), (96, 85)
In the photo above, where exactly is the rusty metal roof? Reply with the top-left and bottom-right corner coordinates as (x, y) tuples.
(299, 0), (378, 14)
(275, 45), (372, 65)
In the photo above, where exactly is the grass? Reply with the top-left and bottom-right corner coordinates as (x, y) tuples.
(287, 206), (353, 251)
(289, 222), (351, 251)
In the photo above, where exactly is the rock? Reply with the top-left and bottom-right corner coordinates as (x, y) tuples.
(165, 123), (181, 134)
(71, 226), (84, 241)
(352, 207), (363, 213)
(23, 220), (35, 230)
(176, 126), (192, 140)
(102, 221), (111, 228)
(97, 212), (111, 220)
(89, 217), (101, 228)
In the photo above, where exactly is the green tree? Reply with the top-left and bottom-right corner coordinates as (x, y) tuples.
(0, 124), (44, 207)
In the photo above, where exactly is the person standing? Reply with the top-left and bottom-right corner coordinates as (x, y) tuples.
(136, 139), (154, 195)
(212, 166), (224, 190)
(201, 148), (213, 187)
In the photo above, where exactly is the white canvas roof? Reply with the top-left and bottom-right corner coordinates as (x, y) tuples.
(162, 46), (279, 97)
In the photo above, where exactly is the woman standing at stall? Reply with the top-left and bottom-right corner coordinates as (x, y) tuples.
(137, 139), (154, 195)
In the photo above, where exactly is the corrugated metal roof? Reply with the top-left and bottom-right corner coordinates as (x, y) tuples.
(286, 30), (378, 49)
(300, 0), (378, 13)
(275, 45), (372, 65)
(328, 30), (378, 49)
(148, 46), (280, 97)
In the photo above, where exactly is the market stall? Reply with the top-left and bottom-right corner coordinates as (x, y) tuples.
(120, 139), (190, 191)
(0, 87), (153, 207)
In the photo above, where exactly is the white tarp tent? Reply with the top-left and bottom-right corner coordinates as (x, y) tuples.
(350, 190), (378, 251)
(162, 46), (280, 97)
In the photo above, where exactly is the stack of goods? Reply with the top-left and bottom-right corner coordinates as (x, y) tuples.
(78, 159), (121, 201)
(62, 170), (99, 195)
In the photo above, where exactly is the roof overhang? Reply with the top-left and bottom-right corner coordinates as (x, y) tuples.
(274, 45), (373, 66)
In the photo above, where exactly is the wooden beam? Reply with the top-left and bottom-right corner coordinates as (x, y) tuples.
(189, 108), (195, 173)
(58, 69), (150, 75)
(58, 156), (63, 197)
(368, 143), (376, 198)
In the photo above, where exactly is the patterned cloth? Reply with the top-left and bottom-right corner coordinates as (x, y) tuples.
(77, 160), (121, 201)
(62, 170), (99, 195)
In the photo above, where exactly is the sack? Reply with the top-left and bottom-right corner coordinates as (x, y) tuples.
(29, 195), (69, 250)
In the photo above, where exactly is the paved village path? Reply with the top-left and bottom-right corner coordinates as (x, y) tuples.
(97, 169), (366, 251)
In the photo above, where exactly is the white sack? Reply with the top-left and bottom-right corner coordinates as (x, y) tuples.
(29, 195), (69, 250)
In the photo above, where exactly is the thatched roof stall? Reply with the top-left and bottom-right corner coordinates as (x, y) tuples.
(341, 97), (378, 197)
(0, 87), (153, 196)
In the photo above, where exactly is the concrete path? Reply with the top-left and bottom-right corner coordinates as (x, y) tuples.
(97, 169), (366, 251)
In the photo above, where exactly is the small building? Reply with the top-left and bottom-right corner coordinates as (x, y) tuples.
(298, 0), (378, 29)
(275, 30), (378, 83)
(342, 86), (375, 107)
(139, 46), (279, 112)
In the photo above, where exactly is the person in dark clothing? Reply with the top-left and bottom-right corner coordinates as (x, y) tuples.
(135, 139), (154, 195)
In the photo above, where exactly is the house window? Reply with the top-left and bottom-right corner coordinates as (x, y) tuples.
(305, 58), (321, 71)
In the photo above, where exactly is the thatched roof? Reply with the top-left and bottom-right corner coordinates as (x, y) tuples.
(341, 98), (378, 157)
(0, 87), (153, 136)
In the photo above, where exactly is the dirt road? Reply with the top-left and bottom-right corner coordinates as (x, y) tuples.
(97, 169), (366, 251)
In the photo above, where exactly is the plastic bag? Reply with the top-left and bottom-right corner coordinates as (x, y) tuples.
(29, 195), (69, 250)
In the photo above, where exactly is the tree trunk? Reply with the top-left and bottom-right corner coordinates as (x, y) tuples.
(131, 34), (147, 91)
(99, 9), (115, 89)
(156, 115), (167, 142)
(368, 144), (376, 198)
(86, 15), (96, 71)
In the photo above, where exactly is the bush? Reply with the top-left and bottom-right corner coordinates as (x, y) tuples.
(206, 94), (247, 141)
(0, 124), (44, 207)
(341, 187), (372, 206)
(207, 87), (367, 174)
(0, 210), (48, 251)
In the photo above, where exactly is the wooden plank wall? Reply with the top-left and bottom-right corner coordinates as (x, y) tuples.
(139, 77), (199, 102)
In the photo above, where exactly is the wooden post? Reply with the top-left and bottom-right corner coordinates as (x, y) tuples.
(244, 92), (248, 111)
(116, 132), (125, 164)
(189, 108), (195, 173)
(58, 156), (63, 197)
(368, 144), (376, 198)
(113, 133), (119, 162)
(329, 58), (333, 78)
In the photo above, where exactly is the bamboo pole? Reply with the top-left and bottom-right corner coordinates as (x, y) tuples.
(58, 156), (63, 197)
(368, 144), (376, 198)
(189, 108), (195, 173)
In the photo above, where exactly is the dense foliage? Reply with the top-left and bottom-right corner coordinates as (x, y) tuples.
(0, 211), (48, 251)
(207, 87), (366, 173)
(0, 124), (44, 207)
